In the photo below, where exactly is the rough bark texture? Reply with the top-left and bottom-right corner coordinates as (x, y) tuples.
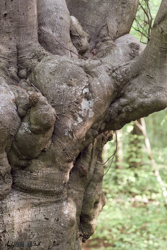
(0, 0), (166, 249)
(66, 0), (139, 49)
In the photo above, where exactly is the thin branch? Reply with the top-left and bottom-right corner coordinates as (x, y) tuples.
(30, 82), (40, 92)
(39, 27), (87, 60)
(103, 131), (117, 176)
(139, 3), (150, 22)
(82, 132), (117, 205)
(132, 25), (149, 41)
(133, 0), (153, 42)
(146, 0), (153, 22)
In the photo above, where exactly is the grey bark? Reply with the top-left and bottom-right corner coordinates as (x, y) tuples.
(0, 0), (166, 249)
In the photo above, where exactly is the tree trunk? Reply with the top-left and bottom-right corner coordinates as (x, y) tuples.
(134, 118), (167, 204)
(127, 119), (144, 168)
(115, 130), (123, 169)
(0, 0), (167, 249)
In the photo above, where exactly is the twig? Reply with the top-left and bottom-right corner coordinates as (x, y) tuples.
(134, 19), (149, 37)
(30, 82), (40, 93)
(82, 132), (117, 205)
(39, 27), (87, 60)
(134, 0), (153, 42)
(140, 1), (153, 39)
(139, 3), (150, 21)
(103, 131), (118, 176)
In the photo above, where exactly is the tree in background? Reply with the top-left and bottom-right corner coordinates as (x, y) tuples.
(0, 0), (167, 249)
(126, 119), (145, 168)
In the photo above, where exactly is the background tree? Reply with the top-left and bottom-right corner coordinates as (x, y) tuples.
(0, 0), (167, 249)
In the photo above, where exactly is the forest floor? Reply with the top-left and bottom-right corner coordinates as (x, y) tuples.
(82, 239), (112, 250)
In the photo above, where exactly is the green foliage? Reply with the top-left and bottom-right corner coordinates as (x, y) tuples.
(91, 199), (167, 250)
(130, 0), (161, 43)
(85, 111), (167, 250)
(88, 162), (167, 249)
(145, 109), (167, 149)
(83, 3), (167, 249)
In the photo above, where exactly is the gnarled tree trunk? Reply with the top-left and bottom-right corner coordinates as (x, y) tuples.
(0, 0), (167, 249)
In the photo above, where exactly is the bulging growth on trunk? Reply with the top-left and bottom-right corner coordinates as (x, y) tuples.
(0, 0), (167, 249)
